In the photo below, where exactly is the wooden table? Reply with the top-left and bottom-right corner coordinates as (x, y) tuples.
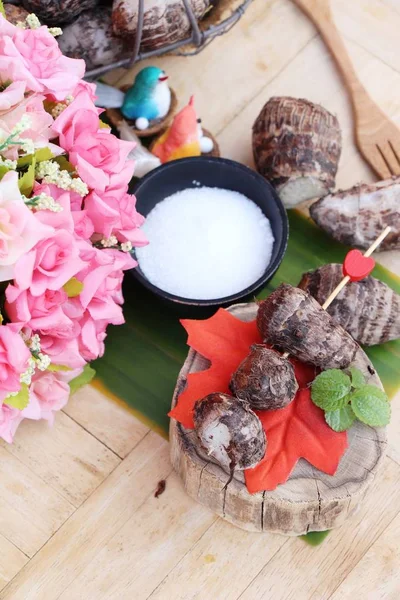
(2, 1), (400, 598)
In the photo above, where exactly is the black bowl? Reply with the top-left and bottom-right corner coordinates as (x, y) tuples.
(129, 157), (288, 314)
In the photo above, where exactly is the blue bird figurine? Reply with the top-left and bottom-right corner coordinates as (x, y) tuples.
(95, 66), (172, 131)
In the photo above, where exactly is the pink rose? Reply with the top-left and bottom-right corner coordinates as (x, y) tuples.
(28, 370), (70, 425)
(0, 403), (23, 443)
(0, 324), (31, 402)
(0, 171), (53, 282)
(0, 17), (85, 100)
(0, 94), (58, 160)
(5, 284), (74, 335)
(77, 312), (108, 361)
(52, 91), (135, 192)
(0, 80), (25, 111)
(13, 230), (85, 296)
(33, 183), (77, 232)
(85, 187), (147, 245)
(72, 211), (94, 240)
(40, 333), (86, 369)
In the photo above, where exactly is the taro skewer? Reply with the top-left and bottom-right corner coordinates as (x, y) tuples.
(279, 226), (392, 361)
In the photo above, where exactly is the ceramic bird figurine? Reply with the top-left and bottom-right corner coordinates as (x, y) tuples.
(94, 66), (172, 131)
(152, 97), (214, 163)
(117, 120), (161, 178)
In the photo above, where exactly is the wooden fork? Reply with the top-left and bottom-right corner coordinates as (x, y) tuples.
(292, 0), (400, 180)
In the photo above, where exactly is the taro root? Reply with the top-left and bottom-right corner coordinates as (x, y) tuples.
(299, 263), (400, 346)
(252, 97), (342, 208)
(58, 8), (130, 71)
(257, 283), (358, 369)
(4, 3), (29, 23)
(22, 0), (98, 24)
(112, 0), (211, 49)
(193, 393), (266, 477)
(310, 178), (400, 251)
(230, 345), (298, 410)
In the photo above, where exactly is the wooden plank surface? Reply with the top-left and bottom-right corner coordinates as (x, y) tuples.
(1, 0), (400, 598)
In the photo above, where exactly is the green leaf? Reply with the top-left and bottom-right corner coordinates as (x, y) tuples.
(0, 164), (10, 180)
(300, 530), (330, 546)
(0, 2), (5, 17)
(17, 148), (53, 169)
(18, 158), (36, 196)
(47, 364), (72, 372)
(349, 367), (366, 389)
(5, 384), (29, 410)
(311, 369), (352, 411)
(325, 404), (356, 432)
(54, 155), (75, 173)
(63, 277), (83, 298)
(69, 364), (96, 395)
(351, 385), (391, 427)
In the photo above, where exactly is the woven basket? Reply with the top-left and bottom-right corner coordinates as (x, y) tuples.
(86, 0), (253, 78)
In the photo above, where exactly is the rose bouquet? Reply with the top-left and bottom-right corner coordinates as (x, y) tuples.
(0, 10), (146, 442)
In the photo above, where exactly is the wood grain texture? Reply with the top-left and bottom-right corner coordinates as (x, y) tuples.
(0, 412), (121, 507)
(170, 302), (387, 535)
(63, 385), (149, 458)
(0, 536), (28, 592)
(1, 433), (172, 600)
(292, 0), (400, 179)
(239, 457), (400, 600)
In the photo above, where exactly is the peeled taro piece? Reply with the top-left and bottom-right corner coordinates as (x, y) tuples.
(310, 178), (400, 251)
(230, 345), (298, 411)
(299, 263), (400, 346)
(257, 283), (358, 369)
(193, 393), (266, 475)
(252, 97), (342, 208)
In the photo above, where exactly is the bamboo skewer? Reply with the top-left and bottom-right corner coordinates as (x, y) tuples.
(281, 226), (392, 360)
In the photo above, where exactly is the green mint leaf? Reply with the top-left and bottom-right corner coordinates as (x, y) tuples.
(5, 384), (29, 410)
(349, 367), (366, 389)
(351, 385), (391, 427)
(311, 369), (352, 411)
(69, 364), (96, 395)
(63, 277), (83, 298)
(325, 404), (356, 432)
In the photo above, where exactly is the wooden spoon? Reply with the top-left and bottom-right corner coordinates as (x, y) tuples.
(292, 0), (400, 179)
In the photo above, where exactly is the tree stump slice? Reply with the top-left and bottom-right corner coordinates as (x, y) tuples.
(170, 302), (387, 535)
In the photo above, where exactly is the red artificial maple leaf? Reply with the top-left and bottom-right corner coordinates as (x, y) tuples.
(169, 308), (348, 492)
(169, 308), (262, 429)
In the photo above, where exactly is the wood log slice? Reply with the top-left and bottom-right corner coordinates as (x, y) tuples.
(105, 87), (178, 138)
(170, 302), (387, 535)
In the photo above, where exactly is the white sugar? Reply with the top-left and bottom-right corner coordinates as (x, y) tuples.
(136, 186), (275, 300)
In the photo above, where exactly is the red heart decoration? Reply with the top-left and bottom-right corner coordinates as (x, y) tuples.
(343, 249), (375, 281)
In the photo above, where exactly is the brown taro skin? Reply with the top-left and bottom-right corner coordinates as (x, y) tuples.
(230, 345), (298, 411)
(22, 0), (98, 24)
(193, 393), (266, 473)
(252, 97), (342, 205)
(310, 178), (400, 252)
(257, 283), (358, 369)
(299, 263), (400, 347)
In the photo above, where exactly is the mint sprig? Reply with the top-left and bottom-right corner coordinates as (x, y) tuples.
(311, 367), (390, 432)
(311, 369), (351, 411)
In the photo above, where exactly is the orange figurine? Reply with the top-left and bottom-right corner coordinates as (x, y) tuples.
(152, 96), (214, 163)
